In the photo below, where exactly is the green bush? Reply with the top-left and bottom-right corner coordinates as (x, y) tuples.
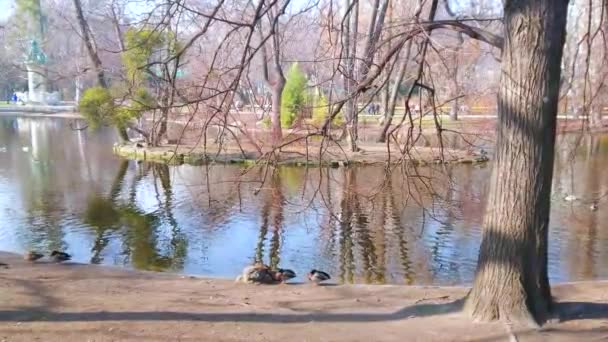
(123, 28), (165, 85)
(80, 86), (153, 129)
(115, 89), (155, 126)
(280, 63), (307, 128)
(80, 27), (172, 137)
(79, 87), (115, 128)
(311, 92), (344, 126)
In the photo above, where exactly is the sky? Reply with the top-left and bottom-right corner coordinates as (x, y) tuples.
(0, 0), (15, 22)
(0, 0), (503, 24)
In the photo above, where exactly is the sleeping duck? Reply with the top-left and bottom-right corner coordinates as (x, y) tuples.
(273, 269), (296, 284)
(236, 263), (275, 284)
(308, 269), (331, 284)
(50, 251), (71, 263)
(24, 251), (44, 262)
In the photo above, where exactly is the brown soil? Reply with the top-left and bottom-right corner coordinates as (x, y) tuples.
(0, 252), (607, 341)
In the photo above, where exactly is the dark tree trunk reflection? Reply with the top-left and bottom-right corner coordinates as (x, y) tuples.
(254, 171), (284, 269)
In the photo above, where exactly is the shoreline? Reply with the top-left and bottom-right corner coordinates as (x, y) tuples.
(0, 251), (607, 341)
(112, 143), (490, 166)
(0, 111), (82, 119)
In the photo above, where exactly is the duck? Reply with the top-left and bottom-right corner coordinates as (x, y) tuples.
(50, 251), (71, 263)
(308, 269), (331, 285)
(235, 262), (275, 284)
(273, 268), (297, 284)
(24, 251), (44, 262)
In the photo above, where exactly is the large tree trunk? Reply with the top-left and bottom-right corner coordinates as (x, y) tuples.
(156, 88), (170, 146)
(464, 0), (570, 325)
(449, 34), (463, 121)
(380, 0), (393, 132)
(343, 0), (360, 152)
(270, 80), (285, 144)
(258, 12), (286, 146)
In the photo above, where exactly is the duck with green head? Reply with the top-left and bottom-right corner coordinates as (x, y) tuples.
(308, 269), (331, 285)
(50, 251), (71, 263)
(273, 269), (296, 284)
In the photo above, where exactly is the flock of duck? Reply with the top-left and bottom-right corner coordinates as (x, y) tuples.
(23, 251), (329, 285)
(235, 262), (331, 285)
(24, 250), (72, 263)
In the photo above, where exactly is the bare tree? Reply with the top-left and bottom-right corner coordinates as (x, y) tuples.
(258, 3), (290, 145)
(72, 0), (132, 141)
(377, 0), (438, 143)
(72, 0), (107, 88)
(376, 0), (423, 143)
(108, 0), (126, 52)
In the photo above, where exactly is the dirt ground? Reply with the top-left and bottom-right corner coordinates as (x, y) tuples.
(0, 252), (607, 342)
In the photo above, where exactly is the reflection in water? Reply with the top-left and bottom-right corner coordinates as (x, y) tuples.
(254, 171), (284, 269)
(338, 168), (356, 284)
(83, 161), (187, 271)
(1, 117), (608, 284)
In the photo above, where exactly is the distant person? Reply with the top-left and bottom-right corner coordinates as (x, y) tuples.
(11, 93), (17, 103)
(370, 103), (376, 115)
(369, 103), (379, 115)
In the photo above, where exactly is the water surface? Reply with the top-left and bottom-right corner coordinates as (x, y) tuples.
(1, 116), (607, 285)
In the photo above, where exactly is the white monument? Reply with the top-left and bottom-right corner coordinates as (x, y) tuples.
(23, 40), (60, 105)
(26, 62), (47, 103)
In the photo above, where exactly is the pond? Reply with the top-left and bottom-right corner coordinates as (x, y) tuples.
(0, 116), (607, 285)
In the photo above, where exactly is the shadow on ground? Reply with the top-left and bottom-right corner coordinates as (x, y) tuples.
(0, 299), (465, 323)
(1, 300), (606, 324)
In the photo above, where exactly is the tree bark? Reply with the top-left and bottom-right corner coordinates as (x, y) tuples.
(109, 0), (126, 52)
(156, 88), (170, 146)
(380, 0), (393, 123)
(269, 29), (285, 144)
(258, 15), (286, 145)
(464, 0), (570, 325)
(343, 0), (359, 152)
(73, 0), (107, 89)
(270, 80), (285, 144)
(449, 34), (464, 121)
